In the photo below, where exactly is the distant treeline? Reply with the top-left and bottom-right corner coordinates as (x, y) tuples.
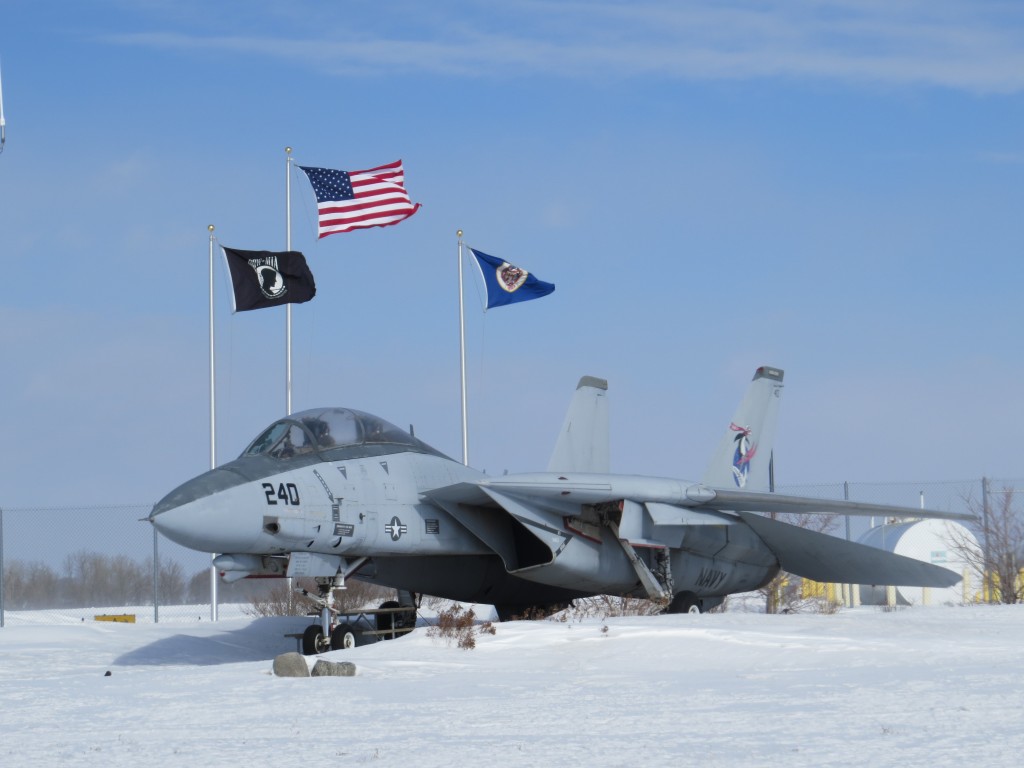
(1, 550), (276, 610)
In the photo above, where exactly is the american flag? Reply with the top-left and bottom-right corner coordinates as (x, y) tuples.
(298, 160), (420, 239)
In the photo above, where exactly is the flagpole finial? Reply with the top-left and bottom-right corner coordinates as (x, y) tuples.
(457, 229), (463, 238)
(208, 224), (215, 232)
(285, 146), (292, 155)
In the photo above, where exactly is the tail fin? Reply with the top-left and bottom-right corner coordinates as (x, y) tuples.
(702, 366), (784, 491)
(547, 376), (610, 473)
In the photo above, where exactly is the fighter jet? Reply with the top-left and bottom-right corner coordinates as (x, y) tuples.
(150, 366), (970, 653)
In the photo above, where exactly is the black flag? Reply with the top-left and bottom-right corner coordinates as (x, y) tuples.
(222, 247), (316, 312)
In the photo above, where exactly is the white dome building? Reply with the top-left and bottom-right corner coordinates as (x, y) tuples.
(857, 518), (979, 606)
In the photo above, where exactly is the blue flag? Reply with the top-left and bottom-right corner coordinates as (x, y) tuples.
(468, 247), (555, 310)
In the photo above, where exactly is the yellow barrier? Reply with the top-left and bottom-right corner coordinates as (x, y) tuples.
(800, 580), (839, 602)
(94, 614), (136, 623)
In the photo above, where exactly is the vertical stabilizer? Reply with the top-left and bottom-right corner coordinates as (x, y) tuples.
(547, 376), (610, 473)
(702, 366), (784, 491)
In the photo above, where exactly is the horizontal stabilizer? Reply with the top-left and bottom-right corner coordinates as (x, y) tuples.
(737, 511), (962, 588)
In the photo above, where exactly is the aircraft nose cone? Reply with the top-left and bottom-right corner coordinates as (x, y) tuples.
(149, 467), (259, 553)
(151, 466), (246, 518)
(149, 496), (212, 552)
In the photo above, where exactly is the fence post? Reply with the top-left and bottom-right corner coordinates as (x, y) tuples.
(152, 525), (160, 624)
(982, 476), (991, 603)
(1, 506), (5, 628)
(844, 482), (852, 607)
(210, 559), (218, 621)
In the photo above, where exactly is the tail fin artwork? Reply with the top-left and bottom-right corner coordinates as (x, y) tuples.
(547, 376), (610, 473)
(702, 366), (784, 491)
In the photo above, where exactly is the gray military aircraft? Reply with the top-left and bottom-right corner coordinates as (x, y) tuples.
(150, 366), (970, 653)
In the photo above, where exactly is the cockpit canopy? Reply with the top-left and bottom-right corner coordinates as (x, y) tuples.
(241, 407), (447, 462)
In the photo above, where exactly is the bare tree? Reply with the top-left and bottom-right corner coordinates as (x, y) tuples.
(948, 484), (1023, 604)
(243, 577), (321, 617)
(145, 557), (186, 604)
(22, 561), (61, 608)
(1, 561), (35, 609)
(243, 577), (393, 618)
(559, 595), (665, 619)
(60, 551), (153, 607)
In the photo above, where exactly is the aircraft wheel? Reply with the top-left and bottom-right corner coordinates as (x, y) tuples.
(667, 592), (702, 614)
(331, 623), (363, 650)
(302, 624), (326, 655)
(377, 600), (415, 640)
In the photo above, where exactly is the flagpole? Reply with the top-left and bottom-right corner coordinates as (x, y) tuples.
(285, 147), (293, 415)
(0, 59), (7, 154)
(457, 230), (469, 465)
(208, 224), (219, 621)
(209, 225), (217, 468)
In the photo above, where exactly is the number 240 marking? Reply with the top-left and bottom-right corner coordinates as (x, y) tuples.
(263, 482), (300, 506)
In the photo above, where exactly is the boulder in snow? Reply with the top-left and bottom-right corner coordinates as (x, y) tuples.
(311, 659), (357, 677)
(272, 652), (310, 677)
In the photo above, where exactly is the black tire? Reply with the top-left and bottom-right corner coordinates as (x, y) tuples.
(667, 592), (702, 614)
(302, 623), (325, 655)
(331, 623), (361, 650)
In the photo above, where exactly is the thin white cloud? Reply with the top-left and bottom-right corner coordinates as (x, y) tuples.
(978, 150), (1024, 164)
(99, 0), (1024, 93)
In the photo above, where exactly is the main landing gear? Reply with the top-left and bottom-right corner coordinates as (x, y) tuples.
(665, 592), (724, 614)
(667, 591), (702, 614)
(375, 599), (417, 639)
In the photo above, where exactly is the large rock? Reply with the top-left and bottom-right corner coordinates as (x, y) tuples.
(311, 659), (357, 677)
(272, 652), (310, 677)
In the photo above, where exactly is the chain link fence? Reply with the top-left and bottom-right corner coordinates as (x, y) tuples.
(2, 477), (1021, 625)
(0, 504), (240, 626)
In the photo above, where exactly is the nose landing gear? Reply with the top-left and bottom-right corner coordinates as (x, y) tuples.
(301, 623), (331, 655)
(297, 582), (419, 655)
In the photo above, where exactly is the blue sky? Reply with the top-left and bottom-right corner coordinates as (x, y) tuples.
(2, 1), (1023, 510)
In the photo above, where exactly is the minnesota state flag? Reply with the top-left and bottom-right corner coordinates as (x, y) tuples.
(468, 247), (555, 310)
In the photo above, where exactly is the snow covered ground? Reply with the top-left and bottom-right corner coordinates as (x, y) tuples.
(2, 603), (1023, 767)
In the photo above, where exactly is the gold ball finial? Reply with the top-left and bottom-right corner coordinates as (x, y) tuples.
(457, 229), (463, 238)
(285, 146), (292, 154)
(208, 224), (215, 232)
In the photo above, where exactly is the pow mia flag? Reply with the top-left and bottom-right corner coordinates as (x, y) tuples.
(222, 247), (316, 312)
